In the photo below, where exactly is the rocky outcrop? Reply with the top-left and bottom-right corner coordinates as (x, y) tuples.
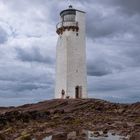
(0, 99), (139, 139)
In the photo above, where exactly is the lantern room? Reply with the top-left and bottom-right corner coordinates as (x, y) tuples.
(56, 5), (79, 35)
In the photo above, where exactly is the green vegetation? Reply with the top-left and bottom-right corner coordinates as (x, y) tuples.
(15, 134), (31, 140)
(135, 117), (140, 123)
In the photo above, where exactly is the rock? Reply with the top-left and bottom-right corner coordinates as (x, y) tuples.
(37, 112), (50, 119)
(95, 106), (103, 112)
(53, 109), (65, 114)
(129, 133), (140, 140)
(111, 132), (116, 135)
(90, 133), (94, 137)
(52, 133), (67, 140)
(102, 134), (108, 137)
(81, 132), (86, 137)
(44, 111), (51, 116)
(103, 129), (108, 134)
(0, 115), (6, 126)
(93, 131), (100, 137)
(122, 123), (128, 128)
(28, 111), (38, 120)
(76, 136), (87, 140)
(0, 99), (139, 139)
(117, 109), (125, 114)
(134, 123), (140, 129)
(63, 116), (75, 121)
(21, 113), (30, 123)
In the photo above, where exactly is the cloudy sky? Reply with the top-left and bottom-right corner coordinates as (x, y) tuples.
(0, 0), (140, 106)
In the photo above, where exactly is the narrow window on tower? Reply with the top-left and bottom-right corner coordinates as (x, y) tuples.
(76, 32), (79, 36)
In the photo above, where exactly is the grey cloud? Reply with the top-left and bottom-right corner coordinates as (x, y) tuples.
(87, 56), (123, 77)
(0, 75), (53, 93)
(91, 81), (129, 92)
(0, 61), (54, 106)
(88, 67), (140, 103)
(111, 0), (140, 15)
(0, 87), (54, 106)
(86, 6), (140, 40)
(0, 0), (140, 106)
(74, 0), (139, 44)
(15, 47), (54, 64)
(124, 46), (140, 67)
(80, 0), (140, 15)
(87, 59), (112, 76)
(86, 15), (120, 39)
(15, 83), (47, 92)
(0, 81), (46, 92)
(0, 26), (8, 44)
(0, 69), (53, 85)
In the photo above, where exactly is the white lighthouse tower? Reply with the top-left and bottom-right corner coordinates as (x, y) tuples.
(55, 6), (87, 99)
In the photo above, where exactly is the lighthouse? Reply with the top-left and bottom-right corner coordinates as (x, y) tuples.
(55, 6), (87, 99)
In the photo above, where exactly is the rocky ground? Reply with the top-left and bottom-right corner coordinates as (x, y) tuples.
(0, 98), (140, 140)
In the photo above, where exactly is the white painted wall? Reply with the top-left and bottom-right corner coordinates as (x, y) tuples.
(55, 9), (87, 99)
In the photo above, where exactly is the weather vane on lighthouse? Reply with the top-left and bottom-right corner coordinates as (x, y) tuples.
(55, 5), (87, 99)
